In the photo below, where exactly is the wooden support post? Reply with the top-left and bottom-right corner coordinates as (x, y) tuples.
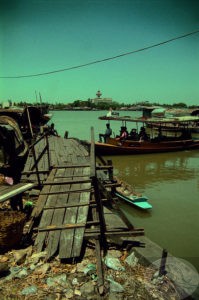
(45, 133), (51, 171)
(95, 238), (104, 295)
(91, 176), (107, 251)
(159, 248), (168, 276)
(30, 144), (48, 171)
(90, 126), (107, 252)
(26, 106), (41, 187)
(90, 126), (105, 294)
(107, 159), (113, 181)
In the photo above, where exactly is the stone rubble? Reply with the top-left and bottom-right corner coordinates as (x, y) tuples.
(0, 246), (181, 300)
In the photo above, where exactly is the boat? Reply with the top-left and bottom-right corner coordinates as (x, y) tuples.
(0, 105), (52, 142)
(114, 178), (152, 210)
(0, 115), (29, 176)
(95, 114), (199, 155)
(146, 115), (199, 134)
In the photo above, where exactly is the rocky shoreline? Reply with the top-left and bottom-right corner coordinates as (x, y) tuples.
(0, 241), (182, 300)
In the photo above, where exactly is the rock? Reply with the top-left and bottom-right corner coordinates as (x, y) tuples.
(29, 263), (36, 271)
(63, 288), (73, 298)
(107, 276), (124, 293)
(15, 267), (28, 278)
(74, 289), (81, 296)
(46, 274), (72, 290)
(104, 255), (125, 271)
(27, 251), (47, 264)
(33, 262), (50, 275)
(83, 263), (96, 275)
(109, 292), (124, 300)
(71, 277), (79, 286)
(80, 281), (96, 296)
(13, 248), (31, 265)
(76, 258), (91, 273)
(21, 285), (37, 295)
(125, 251), (138, 267)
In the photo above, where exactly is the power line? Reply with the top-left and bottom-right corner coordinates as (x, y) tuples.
(1, 29), (199, 79)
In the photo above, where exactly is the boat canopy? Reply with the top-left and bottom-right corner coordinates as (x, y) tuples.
(99, 114), (199, 124)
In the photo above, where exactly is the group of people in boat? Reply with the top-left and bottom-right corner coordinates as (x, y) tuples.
(99, 122), (194, 144)
(99, 124), (149, 143)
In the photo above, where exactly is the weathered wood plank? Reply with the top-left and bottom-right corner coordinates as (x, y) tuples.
(46, 169), (70, 259)
(72, 167), (90, 257)
(0, 183), (35, 203)
(59, 163), (81, 259)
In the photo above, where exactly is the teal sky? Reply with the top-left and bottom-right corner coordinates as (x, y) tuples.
(0, 0), (199, 105)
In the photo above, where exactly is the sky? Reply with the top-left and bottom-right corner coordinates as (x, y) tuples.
(0, 0), (199, 105)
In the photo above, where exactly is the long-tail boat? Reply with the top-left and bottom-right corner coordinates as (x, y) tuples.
(95, 114), (199, 155)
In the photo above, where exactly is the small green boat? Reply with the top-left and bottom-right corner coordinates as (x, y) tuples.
(115, 191), (152, 210)
(114, 177), (152, 210)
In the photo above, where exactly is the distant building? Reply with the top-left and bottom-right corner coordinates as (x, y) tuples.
(2, 100), (12, 108)
(91, 90), (112, 105)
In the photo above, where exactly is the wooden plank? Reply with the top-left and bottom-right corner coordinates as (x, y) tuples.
(46, 168), (69, 259)
(53, 164), (90, 169)
(32, 168), (57, 218)
(34, 209), (54, 252)
(59, 163), (91, 259)
(84, 230), (145, 238)
(37, 223), (86, 231)
(72, 169), (90, 257)
(40, 187), (92, 195)
(42, 179), (91, 185)
(43, 202), (90, 209)
(59, 174), (82, 259)
(46, 164), (74, 258)
(53, 174), (90, 179)
(34, 169), (58, 251)
(0, 183), (35, 203)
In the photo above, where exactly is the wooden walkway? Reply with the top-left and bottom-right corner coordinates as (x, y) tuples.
(34, 165), (91, 260)
(21, 133), (144, 266)
(22, 136), (92, 259)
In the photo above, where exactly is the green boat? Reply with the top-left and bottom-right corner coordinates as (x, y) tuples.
(115, 191), (152, 210)
(114, 177), (152, 210)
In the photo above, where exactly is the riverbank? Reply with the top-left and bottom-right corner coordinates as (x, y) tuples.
(0, 189), (198, 299)
(0, 233), (181, 300)
(0, 195), (188, 300)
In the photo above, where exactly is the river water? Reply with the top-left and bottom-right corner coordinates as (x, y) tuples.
(50, 110), (199, 274)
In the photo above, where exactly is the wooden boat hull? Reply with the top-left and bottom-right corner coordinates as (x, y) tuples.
(95, 138), (199, 155)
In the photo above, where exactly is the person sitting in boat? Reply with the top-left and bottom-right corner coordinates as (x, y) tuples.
(179, 128), (192, 139)
(129, 128), (138, 140)
(116, 126), (128, 142)
(157, 126), (164, 141)
(138, 127), (148, 141)
(48, 123), (59, 136)
(99, 123), (112, 143)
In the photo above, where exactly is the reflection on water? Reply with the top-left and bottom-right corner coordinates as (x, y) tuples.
(109, 150), (199, 189)
(106, 150), (199, 272)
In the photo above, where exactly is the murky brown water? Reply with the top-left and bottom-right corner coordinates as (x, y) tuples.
(106, 150), (199, 272)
